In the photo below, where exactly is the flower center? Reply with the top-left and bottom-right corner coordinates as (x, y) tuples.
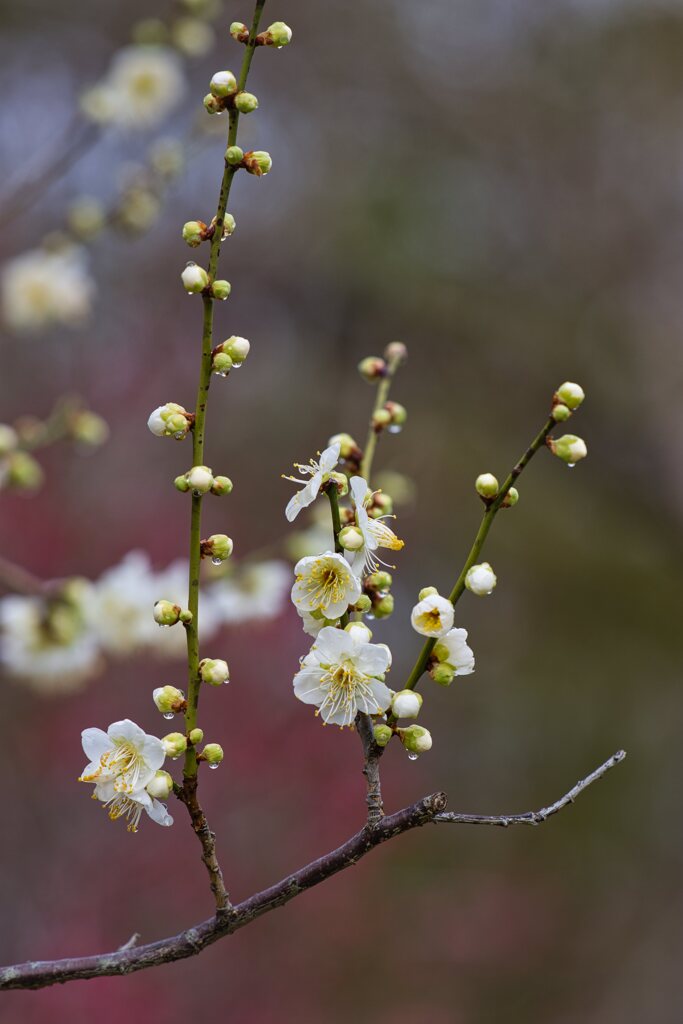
(103, 792), (144, 833)
(80, 739), (145, 793)
(301, 562), (347, 608)
(416, 609), (442, 632)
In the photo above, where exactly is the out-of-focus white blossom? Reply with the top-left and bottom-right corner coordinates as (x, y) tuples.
(82, 46), (185, 129)
(1, 246), (94, 333)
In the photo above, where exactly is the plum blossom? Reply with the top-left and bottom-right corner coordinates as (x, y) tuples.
(291, 552), (361, 620)
(283, 443), (340, 522)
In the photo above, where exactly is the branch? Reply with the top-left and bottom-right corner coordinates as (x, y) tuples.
(175, 780), (230, 910)
(435, 750), (626, 827)
(356, 712), (384, 825)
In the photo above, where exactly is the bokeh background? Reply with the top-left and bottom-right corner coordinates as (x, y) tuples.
(1, 0), (682, 1021)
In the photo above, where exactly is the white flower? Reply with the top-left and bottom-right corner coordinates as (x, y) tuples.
(291, 552), (361, 620)
(2, 246), (94, 333)
(410, 593), (454, 637)
(79, 719), (172, 831)
(84, 46), (185, 129)
(293, 626), (393, 726)
(465, 563), (497, 596)
(347, 476), (404, 575)
(433, 627), (475, 675)
(147, 402), (190, 438)
(0, 590), (101, 693)
(283, 443), (340, 522)
(207, 559), (291, 625)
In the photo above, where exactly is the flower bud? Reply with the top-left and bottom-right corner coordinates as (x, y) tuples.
(370, 491), (393, 516)
(187, 465), (214, 494)
(211, 475), (233, 496)
(173, 17), (214, 57)
(67, 197), (106, 239)
(230, 21), (248, 42)
(153, 600), (182, 626)
(210, 70), (237, 98)
(199, 657), (230, 686)
(502, 486), (519, 508)
(182, 220), (206, 247)
(327, 471), (349, 496)
(162, 732), (187, 758)
(556, 381), (585, 410)
(153, 685), (185, 714)
(202, 534), (233, 562)
(384, 401), (407, 429)
(225, 145), (244, 165)
(430, 662), (455, 686)
(373, 724), (393, 747)
(352, 594), (372, 613)
(179, 608), (194, 624)
(201, 743), (224, 766)
(465, 562), (497, 596)
(400, 724), (433, 755)
(235, 91), (259, 113)
(373, 593), (394, 618)
(6, 452), (43, 491)
(224, 335), (250, 363)
(181, 264), (209, 293)
(0, 424), (18, 457)
(203, 93), (223, 115)
(550, 434), (588, 466)
(146, 770), (173, 800)
(418, 586), (438, 601)
(358, 356), (387, 382)
(244, 150), (272, 176)
(372, 408), (392, 430)
(189, 728), (204, 745)
(265, 21), (292, 47)
(211, 279), (231, 300)
(221, 213), (236, 238)
(147, 402), (191, 439)
(475, 473), (499, 499)
(344, 621), (373, 643)
(366, 570), (392, 591)
(174, 474), (191, 492)
(328, 433), (360, 461)
(338, 525), (364, 551)
(552, 403), (571, 422)
(384, 340), (408, 365)
(212, 351), (233, 376)
(69, 410), (109, 447)
(391, 689), (423, 719)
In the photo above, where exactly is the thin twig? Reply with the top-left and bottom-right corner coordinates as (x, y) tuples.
(356, 712), (384, 825)
(175, 780), (230, 910)
(435, 750), (626, 827)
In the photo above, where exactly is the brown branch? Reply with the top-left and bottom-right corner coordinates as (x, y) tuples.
(356, 712), (384, 825)
(434, 750), (626, 828)
(0, 792), (447, 991)
(175, 779), (230, 911)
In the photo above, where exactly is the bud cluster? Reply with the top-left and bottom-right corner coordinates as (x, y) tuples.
(361, 570), (394, 619)
(147, 402), (193, 440)
(548, 382), (588, 465)
(211, 335), (250, 377)
(174, 465), (233, 497)
(372, 400), (407, 435)
(200, 534), (234, 564)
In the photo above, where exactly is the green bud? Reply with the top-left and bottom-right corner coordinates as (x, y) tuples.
(204, 534), (233, 562)
(212, 351), (233, 376)
(370, 492), (393, 516)
(69, 410), (109, 446)
(181, 264), (209, 293)
(399, 724), (433, 755)
(556, 381), (585, 410)
(174, 474), (191, 492)
(235, 91), (259, 114)
(225, 145), (244, 165)
(199, 657), (230, 685)
(418, 586), (438, 601)
(222, 213), (236, 238)
(353, 594), (372, 613)
(502, 486), (519, 508)
(6, 451), (43, 491)
(372, 408), (392, 430)
(182, 220), (206, 247)
(475, 473), (499, 499)
(430, 662), (455, 686)
(201, 743), (224, 766)
(385, 401), (407, 427)
(552, 403), (571, 422)
(179, 608), (194, 624)
(203, 93), (223, 115)
(211, 279), (231, 300)
(366, 570), (392, 591)
(153, 685), (185, 714)
(210, 70), (237, 98)
(328, 433), (359, 460)
(358, 356), (387, 382)
(373, 724), (393, 747)
(162, 732), (187, 758)
(189, 728), (204, 745)
(327, 470), (349, 496)
(373, 594), (394, 618)
(224, 335), (250, 363)
(230, 21), (249, 42)
(153, 600), (181, 626)
(265, 21), (292, 47)
(212, 476), (233, 496)
(551, 434), (588, 465)
(244, 150), (272, 176)
(146, 769), (173, 800)
(338, 525), (364, 551)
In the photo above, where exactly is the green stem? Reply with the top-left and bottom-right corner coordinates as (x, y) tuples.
(360, 353), (403, 482)
(326, 487), (350, 628)
(183, 0), (268, 781)
(402, 415), (556, 692)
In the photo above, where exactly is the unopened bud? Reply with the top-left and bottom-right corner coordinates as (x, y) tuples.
(366, 570), (392, 591)
(212, 351), (233, 376)
(162, 732), (187, 758)
(225, 145), (244, 165)
(552, 403), (571, 422)
(210, 70), (237, 98)
(358, 356), (387, 382)
(147, 402), (191, 439)
(186, 465), (214, 494)
(338, 525), (364, 551)
(153, 685), (185, 714)
(230, 21), (249, 42)
(201, 742), (224, 765)
(182, 220), (206, 247)
(373, 593), (394, 618)
(502, 486), (519, 508)
(69, 410), (109, 447)
(189, 728), (204, 745)
(328, 433), (360, 460)
(6, 452), (43, 491)
(174, 474), (191, 492)
(224, 335), (250, 363)
(221, 213), (236, 237)
(264, 21), (292, 47)
(181, 264), (209, 293)
(146, 770), (173, 800)
(235, 91), (258, 114)
(418, 586), (438, 601)
(391, 689), (423, 719)
(372, 408), (392, 430)
(384, 341), (408, 365)
(400, 724), (433, 754)
(556, 381), (585, 410)
(430, 662), (455, 686)
(352, 594), (372, 613)
(199, 657), (230, 686)
(475, 473), (499, 499)
(369, 491), (393, 516)
(465, 562), (497, 597)
(550, 434), (588, 465)
(203, 534), (233, 562)
(344, 621), (373, 643)
(211, 475), (233, 496)
(153, 600), (181, 626)
(373, 724), (393, 747)
(244, 150), (272, 176)
(203, 93), (223, 115)
(384, 401), (407, 428)
(179, 608), (194, 624)
(327, 471), (349, 496)
(211, 279), (231, 300)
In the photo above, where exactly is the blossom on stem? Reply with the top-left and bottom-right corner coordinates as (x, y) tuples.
(410, 592), (454, 637)
(465, 562), (497, 596)
(291, 552), (361, 620)
(432, 627), (475, 678)
(283, 442), (340, 522)
(293, 626), (392, 726)
(347, 476), (404, 575)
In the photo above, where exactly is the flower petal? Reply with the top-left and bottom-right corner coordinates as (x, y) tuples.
(81, 727), (111, 763)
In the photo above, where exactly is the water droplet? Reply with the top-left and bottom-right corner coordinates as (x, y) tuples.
(172, 754), (180, 761)
(366, 613), (376, 621)
(388, 425), (403, 434)
(378, 589), (389, 599)
(208, 762), (219, 770)
(163, 712), (174, 720)
(211, 556), (222, 566)
(567, 463), (576, 469)
(231, 362), (242, 369)
(217, 371), (228, 378)
(174, 431), (185, 440)
(186, 260), (196, 268)
(193, 490), (202, 497)
(407, 751), (419, 761)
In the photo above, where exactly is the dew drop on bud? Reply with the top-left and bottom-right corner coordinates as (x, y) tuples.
(407, 751), (419, 761)
(211, 556), (222, 566)
(163, 712), (174, 720)
(388, 425), (403, 435)
(193, 490), (202, 497)
(208, 762), (219, 770)
(567, 463), (576, 469)
(174, 431), (185, 440)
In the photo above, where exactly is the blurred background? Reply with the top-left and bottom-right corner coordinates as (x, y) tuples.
(0, 0), (681, 1020)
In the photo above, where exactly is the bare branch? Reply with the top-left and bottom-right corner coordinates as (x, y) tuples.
(356, 713), (384, 825)
(175, 778), (230, 911)
(434, 750), (626, 828)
